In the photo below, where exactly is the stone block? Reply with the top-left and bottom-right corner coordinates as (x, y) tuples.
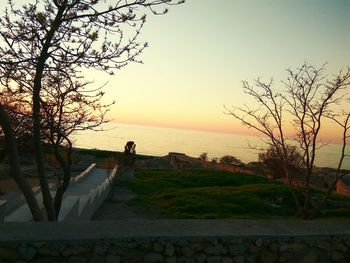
(258, 248), (278, 263)
(106, 255), (121, 263)
(229, 244), (246, 255)
(62, 245), (90, 257)
(0, 247), (22, 261)
(88, 255), (104, 263)
(164, 242), (175, 257)
(68, 256), (88, 263)
(165, 256), (177, 263)
(144, 252), (164, 263)
(154, 242), (164, 253)
(207, 256), (222, 263)
(18, 246), (36, 261)
(195, 253), (206, 263)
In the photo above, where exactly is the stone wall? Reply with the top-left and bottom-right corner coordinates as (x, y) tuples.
(0, 220), (350, 263)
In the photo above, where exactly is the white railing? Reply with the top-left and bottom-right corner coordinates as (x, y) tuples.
(58, 165), (118, 221)
(2, 164), (116, 222)
(71, 163), (96, 183)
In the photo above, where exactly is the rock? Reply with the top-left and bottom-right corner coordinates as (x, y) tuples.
(332, 243), (348, 252)
(176, 240), (189, 247)
(246, 255), (257, 263)
(106, 255), (121, 263)
(247, 244), (259, 254)
(0, 247), (22, 261)
(88, 255), (104, 263)
(195, 253), (207, 263)
(18, 246), (36, 261)
(38, 247), (60, 256)
(141, 241), (153, 250)
(229, 244), (246, 255)
(67, 256), (88, 263)
(181, 246), (194, 257)
(154, 242), (164, 253)
(314, 241), (330, 251)
(165, 256), (177, 263)
(222, 257), (233, 263)
(144, 252), (164, 263)
(269, 242), (279, 252)
(280, 243), (306, 252)
(279, 252), (295, 263)
(233, 256), (245, 263)
(205, 244), (226, 255)
(258, 248), (278, 263)
(123, 249), (144, 262)
(207, 256), (222, 263)
(332, 251), (344, 262)
(33, 242), (45, 249)
(177, 257), (195, 263)
(255, 239), (263, 247)
(33, 256), (67, 263)
(300, 249), (326, 263)
(94, 244), (109, 255)
(190, 243), (203, 252)
(165, 242), (175, 257)
(62, 246), (91, 257)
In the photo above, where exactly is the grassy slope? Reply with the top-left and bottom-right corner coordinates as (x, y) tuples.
(121, 169), (350, 219)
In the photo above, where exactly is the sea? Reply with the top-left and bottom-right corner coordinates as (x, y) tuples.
(71, 123), (350, 170)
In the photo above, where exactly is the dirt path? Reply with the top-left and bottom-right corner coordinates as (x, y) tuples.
(92, 184), (167, 220)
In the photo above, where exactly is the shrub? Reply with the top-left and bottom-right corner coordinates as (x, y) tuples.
(220, 155), (243, 166)
(258, 144), (304, 179)
(199, 152), (208, 162)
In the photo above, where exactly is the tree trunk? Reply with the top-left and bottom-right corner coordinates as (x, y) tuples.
(31, 4), (67, 221)
(0, 104), (44, 221)
(53, 140), (72, 219)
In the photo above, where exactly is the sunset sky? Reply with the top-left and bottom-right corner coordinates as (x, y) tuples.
(9, 0), (350, 141)
(86, 0), (349, 141)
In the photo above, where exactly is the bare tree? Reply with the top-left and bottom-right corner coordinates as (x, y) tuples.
(0, 91), (33, 162)
(0, 0), (183, 221)
(40, 70), (114, 218)
(0, 104), (43, 221)
(199, 152), (208, 162)
(226, 62), (350, 219)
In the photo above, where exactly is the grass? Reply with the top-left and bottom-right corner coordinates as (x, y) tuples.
(120, 169), (295, 219)
(120, 169), (350, 219)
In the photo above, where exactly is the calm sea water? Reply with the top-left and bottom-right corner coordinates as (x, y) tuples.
(71, 123), (349, 170)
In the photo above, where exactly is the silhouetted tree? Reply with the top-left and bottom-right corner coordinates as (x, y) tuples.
(220, 155), (243, 166)
(226, 62), (350, 219)
(41, 71), (113, 218)
(0, 0), (183, 221)
(199, 152), (208, 162)
(0, 91), (33, 162)
(258, 144), (304, 179)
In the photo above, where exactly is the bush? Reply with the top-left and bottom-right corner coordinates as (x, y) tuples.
(258, 144), (304, 179)
(199, 152), (208, 162)
(220, 155), (243, 165)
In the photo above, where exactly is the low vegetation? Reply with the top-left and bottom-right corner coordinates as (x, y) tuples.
(121, 169), (350, 219)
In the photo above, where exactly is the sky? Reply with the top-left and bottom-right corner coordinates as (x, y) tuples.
(4, 0), (350, 142)
(84, 0), (350, 142)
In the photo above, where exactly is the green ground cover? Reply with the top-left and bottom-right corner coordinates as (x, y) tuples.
(121, 169), (350, 219)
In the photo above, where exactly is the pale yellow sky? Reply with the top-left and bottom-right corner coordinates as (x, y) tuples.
(6, 0), (347, 143)
(80, 0), (350, 144)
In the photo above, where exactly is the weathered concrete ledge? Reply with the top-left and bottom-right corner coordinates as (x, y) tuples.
(1, 220), (350, 262)
(1, 220), (350, 242)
